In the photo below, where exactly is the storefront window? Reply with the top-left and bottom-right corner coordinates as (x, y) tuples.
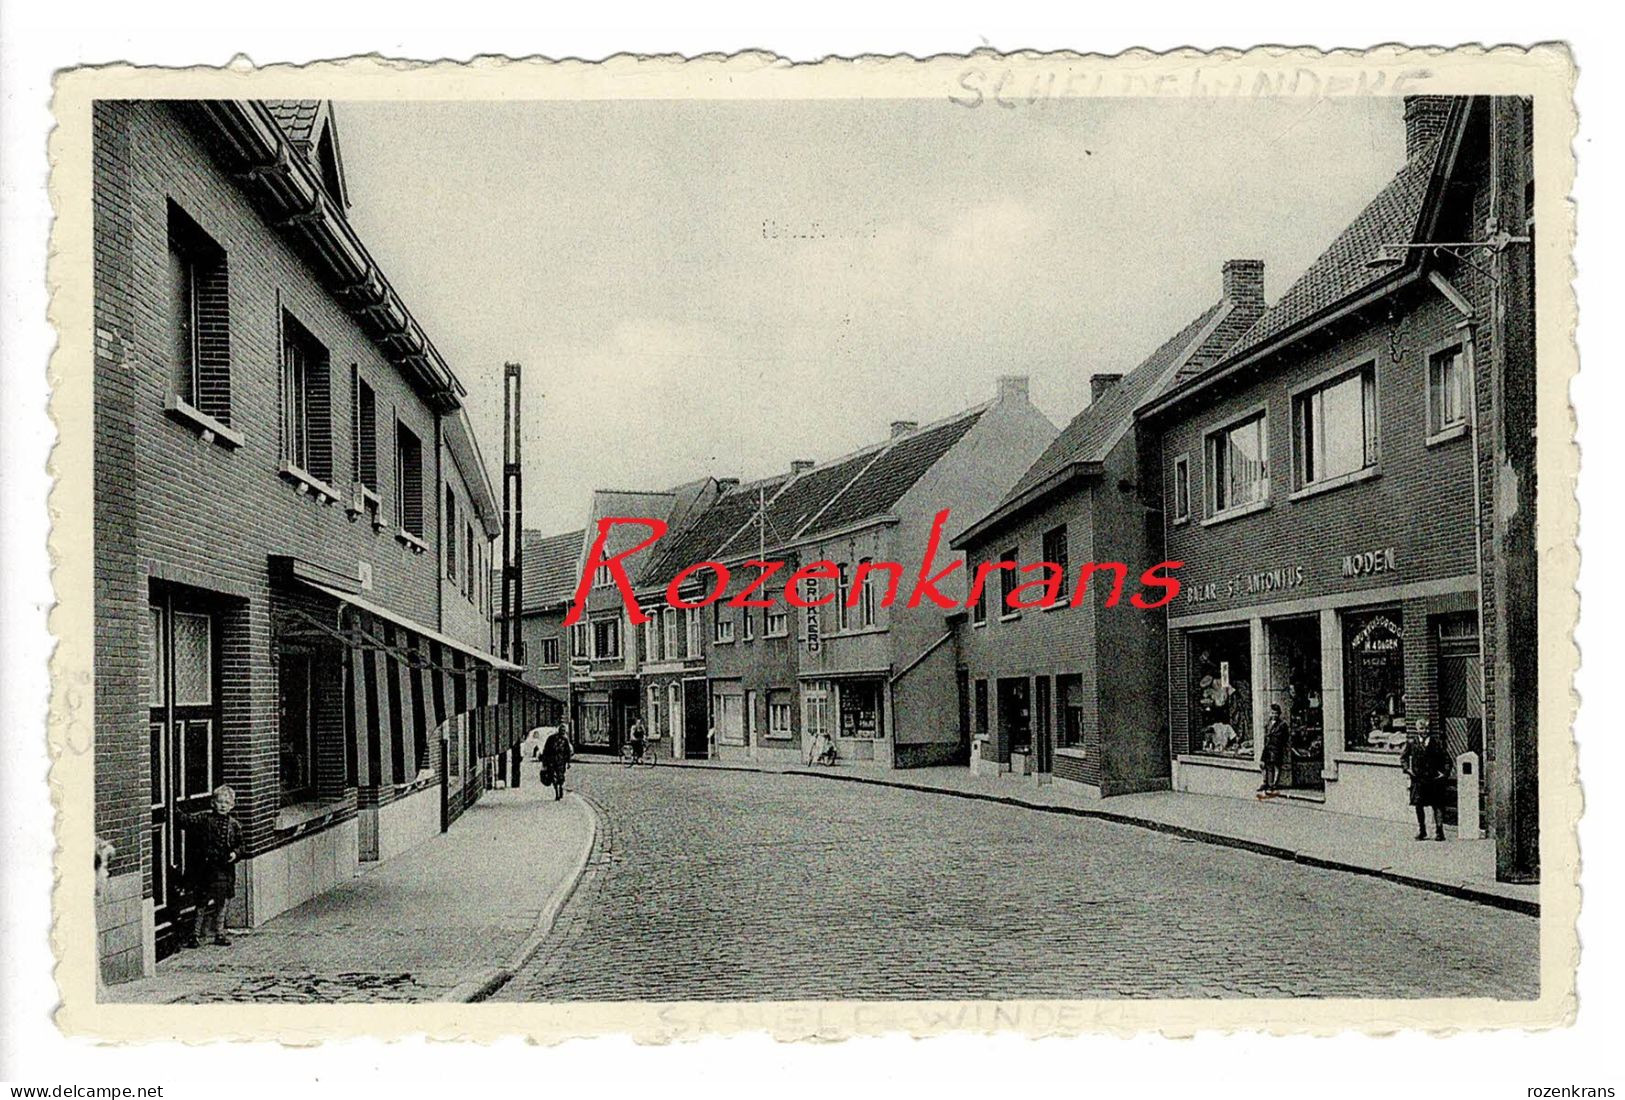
(1188, 627), (1253, 758)
(839, 681), (881, 740)
(1343, 608), (1407, 752)
(579, 700), (611, 746)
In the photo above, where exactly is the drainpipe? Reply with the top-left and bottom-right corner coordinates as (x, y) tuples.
(1460, 319), (1493, 838)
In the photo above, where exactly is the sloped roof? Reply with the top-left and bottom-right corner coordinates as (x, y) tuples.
(1000, 302), (1225, 506)
(639, 475), (792, 590)
(1223, 135), (1444, 361)
(521, 529), (585, 611)
(801, 410), (985, 539)
(263, 100), (322, 146)
(713, 451), (880, 559)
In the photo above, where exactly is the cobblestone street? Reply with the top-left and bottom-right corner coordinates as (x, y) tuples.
(498, 764), (1540, 1001)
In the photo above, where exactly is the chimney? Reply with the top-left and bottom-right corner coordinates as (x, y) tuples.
(890, 420), (918, 438)
(791, 459), (815, 474)
(996, 375), (1030, 404)
(1222, 258), (1265, 312)
(1403, 96), (1454, 160)
(716, 477), (740, 493)
(1090, 373), (1123, 402)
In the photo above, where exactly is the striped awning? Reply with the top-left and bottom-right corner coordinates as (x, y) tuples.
(348, 613), (504, 787)
(283, 577), (523, 788)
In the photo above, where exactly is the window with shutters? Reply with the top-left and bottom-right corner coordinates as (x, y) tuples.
(279, 311), (333, 485)
(163, 202), (234, 435)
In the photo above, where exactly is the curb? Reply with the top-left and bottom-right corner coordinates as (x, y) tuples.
(779, 769), (1540, 918)
(450, 792), (600, 1002)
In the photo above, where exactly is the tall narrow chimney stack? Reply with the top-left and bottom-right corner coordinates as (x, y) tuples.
(1222, 259), (1265, 312)
(997, 375), (1030, 404)
(1090, 373), (1124, 402)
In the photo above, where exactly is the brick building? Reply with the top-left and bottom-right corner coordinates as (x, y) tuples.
(92, 99), (514, 982)
(689, 378), (1057, 768)
(1136, 97), (1535, 851)
(950, 260), (1266, 796)
(569, 482), (716, 754)
(507, 527), (585, 720)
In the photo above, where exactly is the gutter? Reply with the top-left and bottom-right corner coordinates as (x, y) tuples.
(184, 100), (464, 412)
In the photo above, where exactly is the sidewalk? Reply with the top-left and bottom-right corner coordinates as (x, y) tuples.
(608, 755), (1538, 915)
(107, 780), (595, 1003)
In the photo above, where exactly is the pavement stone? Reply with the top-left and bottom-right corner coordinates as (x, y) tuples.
(497, 765), (1540, 1002)
(106, 781), (593, 1003)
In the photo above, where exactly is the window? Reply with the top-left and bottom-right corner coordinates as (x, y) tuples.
(465, 523), (476, 600)
(164, 203), (231, 424)
(570, 622), (589, 660)
(593, 564), (613, 589)
(1188, 626), (1254, 758)
(663, 607), (679, 658)
(711, 690), (745, 746)
(1172, 455), (1190, 523)
(1343, 609), (1407, 753)
(648, 686), (663, 740)
(839, 681), (882, 739)
(686, 608), (702, 655)
(278, 649), (317, 802)
(713, 602), (735, 643)
(280, 312), (333, 482)
(745, 690), (758, 746)
(395, 423), (424, 538)
(445, 489), (458, 581)
(539, 637), (560, 668)
(766, 605), (788, 638)
(1057, 674), (1084, 749)
(1428, 345), (1468, 438)
(1205, 411), (1268, 516)
(593, 617), (621, 660)
(768, 691), (793, 739)
(350, 371), (379, 509)
(1041, 527), (1069, 603)
(836, 563), (851, 632)
(1294, 365), (1377, 488)
(857, 559), (878, 628)
(742, 604), (755, 641)
(999, 546), (1019, 616)
(971, 555), (987, 624)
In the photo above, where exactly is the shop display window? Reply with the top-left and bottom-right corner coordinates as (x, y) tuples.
(1189, 627), (1253, 758)
(1343, 608), (1407, 751)
(839, 681), (881, 740)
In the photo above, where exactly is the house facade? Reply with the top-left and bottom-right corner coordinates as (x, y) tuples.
(92, 99), (512, 982)
(698, 377), (1057, 768)
(951, 260), (1267, 797)
(1137, 97), (1534, 842)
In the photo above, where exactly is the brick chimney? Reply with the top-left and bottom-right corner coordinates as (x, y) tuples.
(1222, 259), (1265, 312)
(1403, 96), (1454, 160)
(716, 477), (740, 493)
(791, 459), (815, 474)
(1090, 373), (1123, 402)
(997, 375), (1030, 404)
(890, 420), (918, 438)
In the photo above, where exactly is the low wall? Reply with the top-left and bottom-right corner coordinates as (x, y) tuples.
(240, 816), (359, 927)
(359, 783), (440, 864)
(97, 870), (154, 983)
(1325, 756), (1413, 822)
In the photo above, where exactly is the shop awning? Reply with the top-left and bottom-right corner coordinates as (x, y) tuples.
(283, 575), (531, 787)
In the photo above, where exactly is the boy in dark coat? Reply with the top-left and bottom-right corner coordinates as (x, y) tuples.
(1401, 723), (1451, 841)
(1259, 704), (1289, 794)
(178, 785), (244, 947)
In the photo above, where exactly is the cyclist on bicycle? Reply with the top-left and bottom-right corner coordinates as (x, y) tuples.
(625, 717), (647, 765)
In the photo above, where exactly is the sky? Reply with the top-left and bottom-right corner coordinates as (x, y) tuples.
(337, 96), (1407, 537)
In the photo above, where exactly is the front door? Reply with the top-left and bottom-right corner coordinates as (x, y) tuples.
(148, 590), (223, 959)
(1438, 613), (1483, 826)
(683, 678), (709, 758)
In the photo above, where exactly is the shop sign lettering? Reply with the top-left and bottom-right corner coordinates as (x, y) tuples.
(1341, 546), (1397, 579)
(1350, 614), (1403, 653)
(804, 577), (821, 653)
(1184, 564), (1306, 605)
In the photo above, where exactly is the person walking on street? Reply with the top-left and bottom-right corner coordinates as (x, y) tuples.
(1259, 704), (1289, 795)
(541, 724), (574, 801)
(1401, 721), (1451, 841)
(178, 784), (243, 947)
